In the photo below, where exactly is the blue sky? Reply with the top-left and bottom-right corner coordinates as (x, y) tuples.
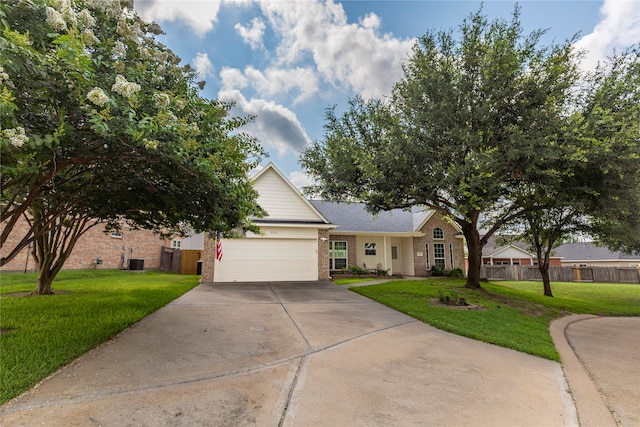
(133, 0), (640, 187)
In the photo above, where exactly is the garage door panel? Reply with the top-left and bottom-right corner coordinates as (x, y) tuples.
(214, 238), (318, 282)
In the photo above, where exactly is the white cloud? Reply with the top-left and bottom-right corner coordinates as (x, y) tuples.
(134, 0), (222, 36)
(260, 0), (415, 98)
(575, 0), (640, 70)
(218, 89), (312, 155)
(244, 66), (319, 103)
(235, 17), (266, 49)
(219, 67), (249, 90)
(192, 52), (215, 78)
(288, 170), (316, 191)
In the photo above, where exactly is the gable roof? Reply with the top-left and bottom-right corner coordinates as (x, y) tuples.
(310, 200), (432, 234)
(553, 242), (640, 261)
(252, 163), (331, 225)
(482, 235), (546, 258)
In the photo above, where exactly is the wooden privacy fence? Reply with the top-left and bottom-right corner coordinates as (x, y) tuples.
(481, 265), (640, 284)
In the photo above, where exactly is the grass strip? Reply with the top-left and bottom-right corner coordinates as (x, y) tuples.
(352, 279), (640, 361)
(0, 270), (199, 404)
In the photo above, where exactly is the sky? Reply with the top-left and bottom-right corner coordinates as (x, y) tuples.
(132, 0), (640, 188)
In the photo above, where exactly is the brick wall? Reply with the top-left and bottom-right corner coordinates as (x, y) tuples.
(200, 232), (216, 283)
(329, 235), (357, 269)
(318, 229), (330, 280)
(413, 215), (466, 277)
(1, 217), (170, 272)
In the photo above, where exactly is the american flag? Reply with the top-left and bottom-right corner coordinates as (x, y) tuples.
(216, 232), (223, 261)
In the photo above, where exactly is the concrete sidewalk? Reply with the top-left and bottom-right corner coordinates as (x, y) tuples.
(0, 281), (631, 426)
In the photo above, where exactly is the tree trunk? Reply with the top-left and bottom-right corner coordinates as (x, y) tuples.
(537, 248), (554, 298)
(30, 208), (99, 295)
(541, 267), (553, 297)
(461, 220), (483, 290)
(33, 266), (55, 295)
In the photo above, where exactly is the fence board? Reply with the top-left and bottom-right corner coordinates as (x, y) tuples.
(480, 265), (639, 284)
(180, 249), (202, 275)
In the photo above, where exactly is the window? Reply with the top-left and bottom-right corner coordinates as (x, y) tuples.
(364, 243), (376, 256)
(329, 241), (348, 270)
(171, 240), (181, 249)
(425, 244), (430, 269)
(391, 246), (398, 260)
(433, 227), (444, 239)
(449, 243), (454, 268)
(110, 232), (123, 239)
(433, 243), (446, 269)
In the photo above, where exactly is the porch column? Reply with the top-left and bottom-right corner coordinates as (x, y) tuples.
(200, 231), (216, 284)
(383, 236), (388, 272)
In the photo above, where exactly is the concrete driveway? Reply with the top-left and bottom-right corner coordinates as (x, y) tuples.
(0, 281), (628, 426)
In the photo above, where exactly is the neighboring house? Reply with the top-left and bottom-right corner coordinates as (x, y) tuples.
(553, 242), (640, 268)
(200, 163), (465, 283)
(0, 217), (171, 272)
(481, 236), (563, 266)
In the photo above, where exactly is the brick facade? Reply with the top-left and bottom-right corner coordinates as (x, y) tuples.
(328, 234), (357, 270)
(1, 217), (170, 272)
(413, 215), (465, 277)
(318, 229), (330, 280)
(200, 232), (216, 283)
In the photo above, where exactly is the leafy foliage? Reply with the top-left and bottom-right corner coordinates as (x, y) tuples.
(0, 0), (265, 290)
(302, 6), (583, 289)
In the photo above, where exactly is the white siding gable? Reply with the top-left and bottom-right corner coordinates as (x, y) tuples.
(493, 245), (533, 259)
(253, 165), (326, 222)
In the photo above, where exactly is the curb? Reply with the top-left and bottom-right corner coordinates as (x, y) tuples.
(550, 315), (617, 427)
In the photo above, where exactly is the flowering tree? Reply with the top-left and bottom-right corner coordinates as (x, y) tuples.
(0, 0), (264, 294)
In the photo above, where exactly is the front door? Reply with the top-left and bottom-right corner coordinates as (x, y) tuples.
(391, 246), (401, 275)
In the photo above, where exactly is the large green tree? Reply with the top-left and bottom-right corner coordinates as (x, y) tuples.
(580, 46), (640, 255)
(302, 7), (581, 289)
(1, 0), (264, 294)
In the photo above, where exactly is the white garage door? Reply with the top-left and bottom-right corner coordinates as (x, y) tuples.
(214, 238), (318, 282)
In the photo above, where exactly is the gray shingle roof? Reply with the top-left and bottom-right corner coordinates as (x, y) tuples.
(309, 200), (431, 233)
(553, 242), (640, 261)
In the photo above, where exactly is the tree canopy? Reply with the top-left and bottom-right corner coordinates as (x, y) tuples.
(0, 0), (265, 293)
(301, 6), (640, 289)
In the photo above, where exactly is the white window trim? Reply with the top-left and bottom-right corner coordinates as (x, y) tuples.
(425, 243), (430, 269)
(329, 241), (348, 270)
(364, 242), (377, 256)
(433, 242), (446, 269)
(433, 227), (444, 240)
(449, 243), (454, 269)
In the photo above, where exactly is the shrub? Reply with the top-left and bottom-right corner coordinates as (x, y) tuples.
(431, 266), (445, 276)
(350, 265), (369, 275)
(376, 268), (390, 276)
(447, 268), (464, 277)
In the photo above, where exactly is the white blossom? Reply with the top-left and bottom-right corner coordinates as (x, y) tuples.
(0, 67), (10, 84)
(117, 14), (143, 43)
(111, 75), (140, 98)
(85, 0), (121, 18)
(87, 87), (109, 106)
(46, 7), (67, 31)
(77, 9), (96, 28)
(3, 127), (29, 148)
(153, 93), (171, 109)
(112, 41), (127, 59)
(82, 29), (100, 45)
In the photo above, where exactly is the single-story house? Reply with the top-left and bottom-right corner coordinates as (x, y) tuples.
(200, 163), (465, 283)
(481, 236), (563, 266)
(553, 242), (640, 268)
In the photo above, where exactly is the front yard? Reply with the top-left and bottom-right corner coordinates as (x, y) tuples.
(0, 270), (200, 404)
(350, 279), (640, 361)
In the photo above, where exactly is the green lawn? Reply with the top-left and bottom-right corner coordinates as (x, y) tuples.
(352, 279), (640, 362)
(0, 270), (199, 404)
